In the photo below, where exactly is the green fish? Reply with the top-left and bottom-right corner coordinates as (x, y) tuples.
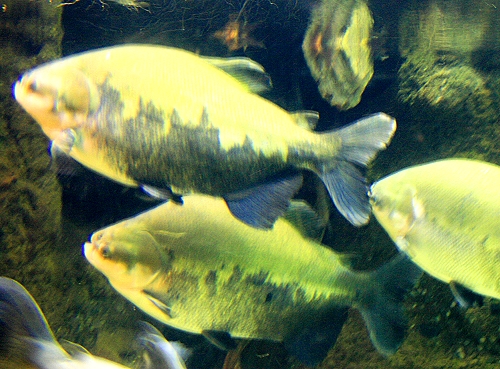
(370, 158), (500, 307)
(14, 44), (396, 228)
(84, 194), (421, 366)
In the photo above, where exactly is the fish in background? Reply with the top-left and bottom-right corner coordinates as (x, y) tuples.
(138, 322), (190, 369)
(14, 44), (396, 229)
(61, 0), (150, 10)
(0, 277), (187, 369)
(370, 158), (500, 307)
(303, 0), (374, 110)
(84, 194), (422, 366)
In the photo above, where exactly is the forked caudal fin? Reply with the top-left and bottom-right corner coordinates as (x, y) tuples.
(0, 277), (67, 364)
(359, 254), (422, 355)
(320, 113), (396, 226)
(138, 321), (190, 369)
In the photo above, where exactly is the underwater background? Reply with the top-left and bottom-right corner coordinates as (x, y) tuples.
(1, 0), (500, 368)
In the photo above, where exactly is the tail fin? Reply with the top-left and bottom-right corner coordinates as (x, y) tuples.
(320, 113), (396, 226)
(359, 254), (422, 355)
(138, 321), (190, 369)
(0, 277), (66, 365)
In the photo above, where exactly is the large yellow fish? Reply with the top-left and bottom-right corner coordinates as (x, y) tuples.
(84, 194), (421, 366)
(14, 44), (396, 228)
(0, 277), (183, 369)
(370, 158), (500, 306)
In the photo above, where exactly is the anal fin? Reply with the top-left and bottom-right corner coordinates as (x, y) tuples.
(284, 307), (348, 366)
(224, 173), (303, 229)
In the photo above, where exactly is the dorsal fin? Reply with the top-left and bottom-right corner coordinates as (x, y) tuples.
(202, 56), (272, 94)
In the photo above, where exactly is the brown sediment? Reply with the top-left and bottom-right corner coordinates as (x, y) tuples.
(0, 0), (63, 276)
(0, 0), (141, 365)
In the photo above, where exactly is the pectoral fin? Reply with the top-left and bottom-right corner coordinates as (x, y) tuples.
(449, 281), (484, 309)
(202, 330), (238, 351)
(61, 340), (91, 358)
(144, 290), (173, 318)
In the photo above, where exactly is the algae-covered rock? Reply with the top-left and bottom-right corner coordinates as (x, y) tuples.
(399, 0), (494, 59)
(0, 1), (146, 365)
(397, 0), (500, 163)
(0, 0), (62, 277)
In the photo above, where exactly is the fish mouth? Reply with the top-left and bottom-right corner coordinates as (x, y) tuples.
(13, 73), (61, 139)
(82, 241), (98, 264)
(13, 73), (52, 107)
(83, 231), (109, 262)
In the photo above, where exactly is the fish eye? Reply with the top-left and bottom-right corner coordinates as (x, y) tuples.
(28, 81), (38, 93)
(370, 194), (385, 208)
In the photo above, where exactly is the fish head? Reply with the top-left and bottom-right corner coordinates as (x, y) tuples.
(84, 221), (166, 292)
(14, 63), (100, 141)
(369, 179), (422, 243)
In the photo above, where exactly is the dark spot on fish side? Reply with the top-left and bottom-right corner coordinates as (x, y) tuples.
(205, 270), (217, 285)
(265, 292), (273, 302)
(205, 270), (218, 296)
(228, 266), (243, 285)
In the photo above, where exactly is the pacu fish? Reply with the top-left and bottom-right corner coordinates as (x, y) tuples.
(302, 0), (374, 110)
(370, 159), (500, 306)
(84, 194), (421, 366)
(0, 277), (183, 369)
(14, 44), (396, 228)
